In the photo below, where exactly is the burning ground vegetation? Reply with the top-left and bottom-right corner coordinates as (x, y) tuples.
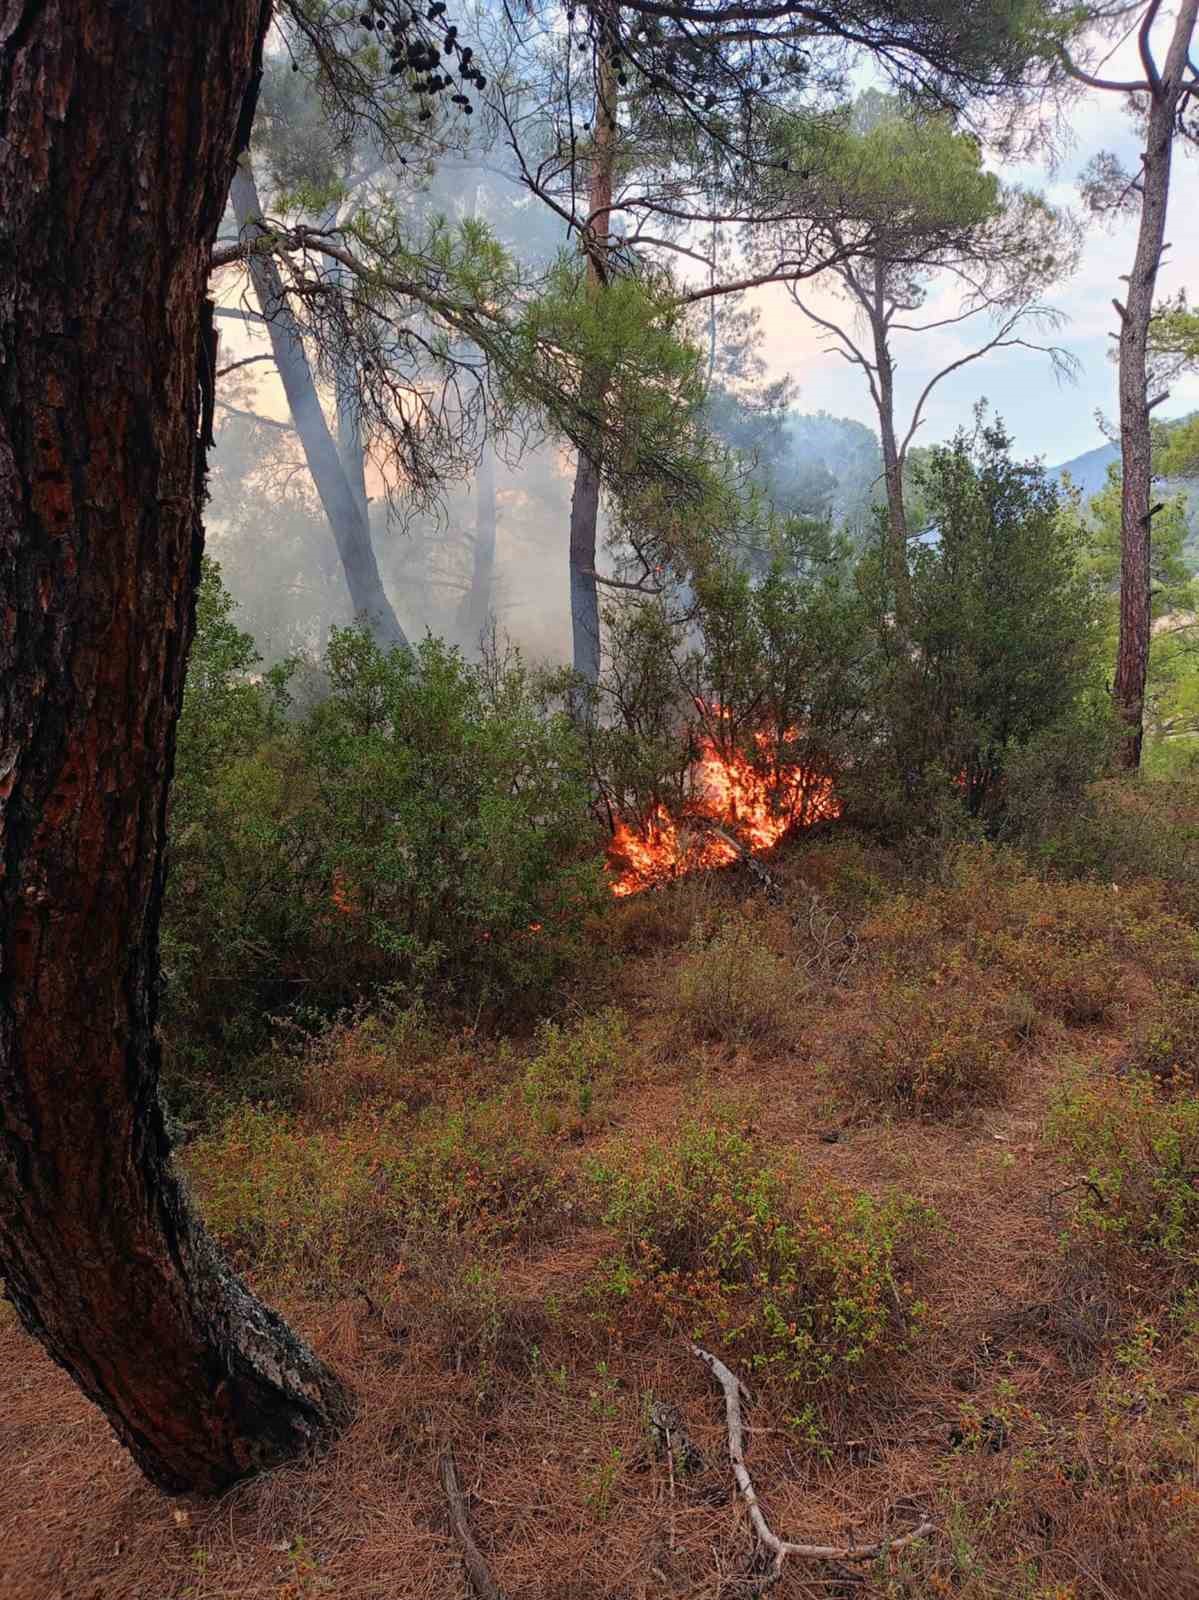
(606, 722), (841, 899)
(5, 783), (1199, 1600)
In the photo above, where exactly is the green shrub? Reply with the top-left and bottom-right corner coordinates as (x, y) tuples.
(1126, 986), (1199, 1089)
(673, 914), (799, 1046)
(1035, 779), (1199, 922)
(163, 570), (604, 1103)
(186, 1090), (570, 1292)
(856, 419), (1104, 828)
(522, 1008), (628, 1135)
(1046, 1074), (1199, 1276)
(589, 1120), (934, 1391)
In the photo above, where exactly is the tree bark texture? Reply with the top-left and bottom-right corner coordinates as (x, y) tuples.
(1113, 0), (1199, 769)
(567, 1), (617, 695)
(229, 156), (410, 652)
(0, 0), (353, 1493)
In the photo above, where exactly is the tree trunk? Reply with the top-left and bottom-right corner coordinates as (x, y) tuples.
(567, 2), (618, 698)
(868, 269), (914, 634)
(1113, 0), (1199, 769)
(229, 157), (409, 652)
(0, 0), (353, 1494)
(460, 439), (497, 649)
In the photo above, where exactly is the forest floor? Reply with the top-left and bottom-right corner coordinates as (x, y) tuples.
(3, 817), (1199, 1600)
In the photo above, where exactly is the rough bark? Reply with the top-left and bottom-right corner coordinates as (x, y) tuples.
(567, 1), (618, 696)
(1113, 0), (1199, 769)
(0, 0), (353, 1493)
(229, 156), (410, 652)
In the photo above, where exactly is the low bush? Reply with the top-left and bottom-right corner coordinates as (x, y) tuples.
(185, 1089), (571, 1293)
(990, 935), (1116, 1028)
(589, 1120), (934, 1392)
(1046, 1073), (1199, 1278)
(673, 914), (799, 1047)
(851, 981), (1013, 1117)
(294, 997), (450, 1121)
(521, 1008), (628, 1136)
(1125, 986), (1199, 1090)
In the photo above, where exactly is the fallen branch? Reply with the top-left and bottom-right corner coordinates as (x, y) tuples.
(691, 1344), (936, 1575)
(702, 822), (783, 905)
(440, 1449), (507, 1600)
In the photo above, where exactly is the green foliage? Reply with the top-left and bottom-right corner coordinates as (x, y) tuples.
(1126, 986), (1199, 1091)
(674, 914), (799, 1047)
(863, 419), (1104, 825)
(521, 1008), (629, 1134)
(778, 91), (1002, 257)
(186, 1087), (569, 1293)
(173, 557), (293, 827)
(163, 567), (601, 1106)
(590, 1120), (934, 1391)
(1047, 1074), (1199, 1277)
(1071, 463), (1199, 748)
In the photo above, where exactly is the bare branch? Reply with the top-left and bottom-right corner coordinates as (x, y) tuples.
(216, 353), (275, 378)
(441, 1450), (507, 1600)
(692, 1344), (936, 1573)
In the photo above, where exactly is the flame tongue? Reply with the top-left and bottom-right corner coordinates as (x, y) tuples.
(607, 727), (839, 897)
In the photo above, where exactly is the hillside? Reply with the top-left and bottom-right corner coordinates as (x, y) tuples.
(4, 792), (1199, 1600)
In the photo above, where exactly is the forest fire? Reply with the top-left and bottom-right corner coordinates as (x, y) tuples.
(607, 728), (840, 897)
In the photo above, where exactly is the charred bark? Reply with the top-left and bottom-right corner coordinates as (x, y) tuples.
(229, 156), (410, 652)
(0, 0), (352, 1493)
(1112, 0), (1199, 769)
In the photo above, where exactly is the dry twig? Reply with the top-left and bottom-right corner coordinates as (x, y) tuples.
(691, 1344), (936, 1576)
(440, 1448), (507, 1600)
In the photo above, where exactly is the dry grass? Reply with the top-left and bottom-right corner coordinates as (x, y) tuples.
(5, 834), (1199, 1600)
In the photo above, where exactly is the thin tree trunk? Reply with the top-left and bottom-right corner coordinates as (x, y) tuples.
(567, 1), (618, 698)
(1113, 0), (1199, 769)
(229, 157), (409, 652)
(0, 0), (353, 1494)
(460, 439), (497, 648)
(868, 266), (914, 633)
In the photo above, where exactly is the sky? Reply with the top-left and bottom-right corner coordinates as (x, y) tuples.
(746, 22), (1199, 469)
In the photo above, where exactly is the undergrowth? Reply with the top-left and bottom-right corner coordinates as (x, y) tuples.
(1046, 1072), (1199, 1281)
(588, 1120), (935, 1402)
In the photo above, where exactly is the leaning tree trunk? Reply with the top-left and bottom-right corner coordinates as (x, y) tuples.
(567, 1), (618, 701)
(229, 156), (410, 652)
(1113, 0), (1199, 770)
(0, 0), (353, 1493)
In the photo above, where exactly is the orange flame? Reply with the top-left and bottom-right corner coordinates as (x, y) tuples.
(607, 721), (840, 897)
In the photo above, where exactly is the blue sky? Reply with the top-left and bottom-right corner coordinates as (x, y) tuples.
(748, 22), (1199, 468)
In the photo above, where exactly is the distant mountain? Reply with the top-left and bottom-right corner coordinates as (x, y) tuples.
(1049, 429), (1199, 562)
(1049, 441), (1119, 498)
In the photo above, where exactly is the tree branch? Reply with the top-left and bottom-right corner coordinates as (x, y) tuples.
(692, 1345), (936, 1573)
(441, 1450), (507, 1600)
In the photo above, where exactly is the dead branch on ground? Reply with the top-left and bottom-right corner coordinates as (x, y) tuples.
(691, 1344), (936, 1577)
(440, 1448), (507, 1600)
